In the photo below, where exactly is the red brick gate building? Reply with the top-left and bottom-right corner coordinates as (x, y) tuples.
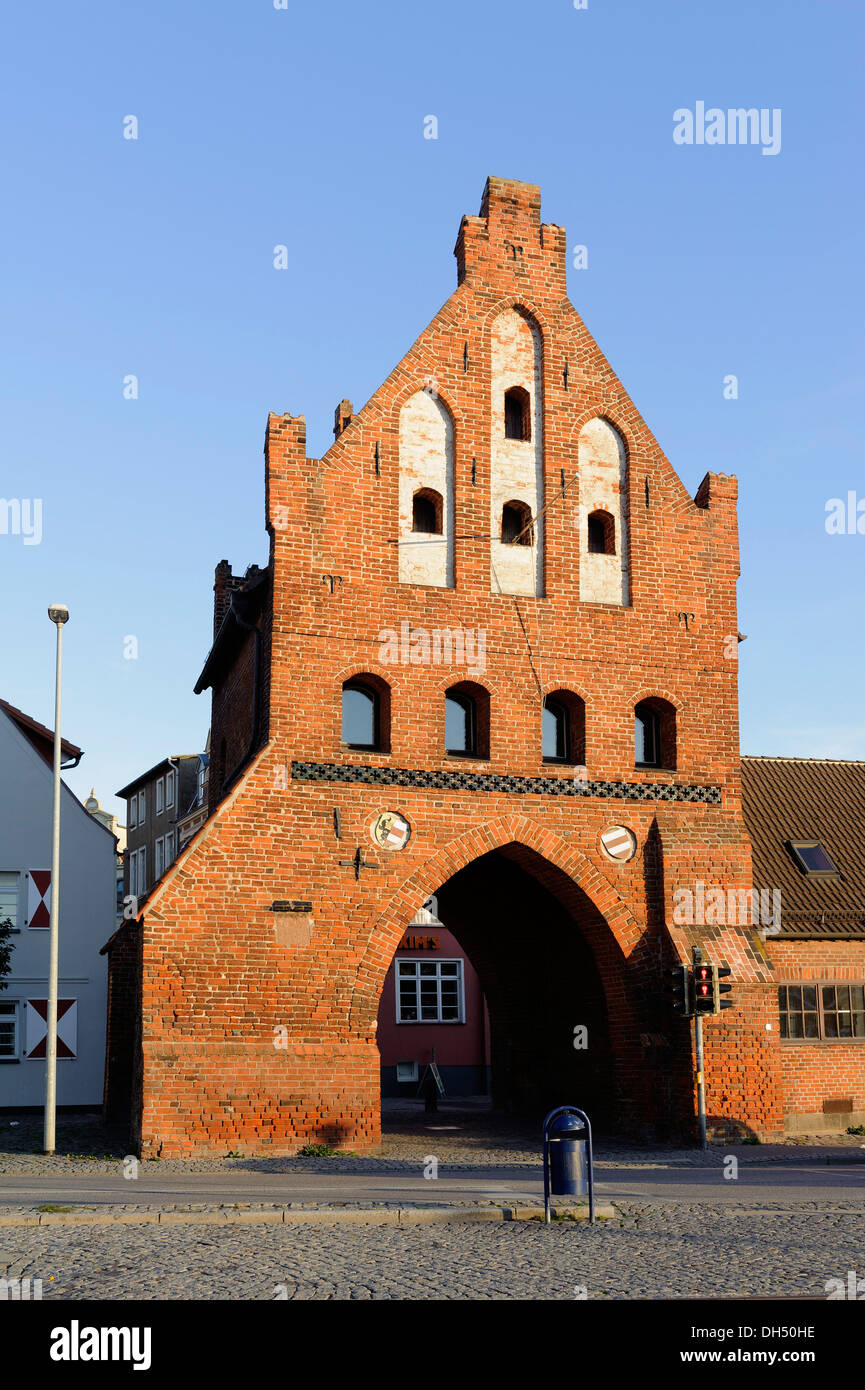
(107, 177), (860, 1156)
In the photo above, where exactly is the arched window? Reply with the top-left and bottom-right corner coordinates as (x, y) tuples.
(543, 700), (568, 762)
(504, 386), (531, 441)
(542, 690), (586, 765)
(501, 500), (533, 545)
(342, 678), (389, 751)
(444, 681), (490, 759)
(412, 488), (443, 535)
(587, 509), (615, 555)
(635, 697), (676, 770)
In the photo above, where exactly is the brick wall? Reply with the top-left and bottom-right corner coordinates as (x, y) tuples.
(102, 919), (141, 1126)
(768, 939), (865, 1124)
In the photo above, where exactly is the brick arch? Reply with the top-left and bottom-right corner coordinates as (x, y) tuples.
(390, 377), (465, 437)
(480, 295), (551, 342)
(335, 658), (398, 687)
(567, 407), (634, 455)
(541, 677), (592, 705)
(628, 685), (684, 713)
(428, 665), (502, 697)
(350, 812), (645, 1037)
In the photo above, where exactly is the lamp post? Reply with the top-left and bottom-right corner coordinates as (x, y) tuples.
(44, 603), (69, 1154)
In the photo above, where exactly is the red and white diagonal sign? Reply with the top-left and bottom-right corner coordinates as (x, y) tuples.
(25, 999), (77, 1058)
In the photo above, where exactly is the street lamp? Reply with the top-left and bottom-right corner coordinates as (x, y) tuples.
(44, 603), (69, 1154)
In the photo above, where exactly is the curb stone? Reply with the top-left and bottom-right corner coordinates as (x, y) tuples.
(0, 1201), (618, 1229)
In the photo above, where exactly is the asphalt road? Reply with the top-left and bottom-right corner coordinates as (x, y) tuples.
(1, 1162), (863, 1207)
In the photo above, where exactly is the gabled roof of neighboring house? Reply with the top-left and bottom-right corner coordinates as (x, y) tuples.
(116, 755), (198, 800)
(741, 755), (865, 939)
(0, 698), (82, 767)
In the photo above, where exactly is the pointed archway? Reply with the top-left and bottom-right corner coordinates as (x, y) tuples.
(352, 815), (664, 1137)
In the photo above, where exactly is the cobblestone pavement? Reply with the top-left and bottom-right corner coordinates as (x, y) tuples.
(1, 1109), (863, 1177)
(2, 1201), (863, 1300)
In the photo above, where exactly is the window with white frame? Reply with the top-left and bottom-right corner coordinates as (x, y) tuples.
(154, 837), (164, 879)
(166, 769), (176, 809)
(127, 797), (137, 830)
(396, 959), (464, 1023)
(0, 871), (19, 928)
(0, 1001), (18, 1059)
(164, 830), (175, 866)
(129, 847), (146, 897)
(156, 777), (165, 816)
(137, 790), (146, 824)
(197, 764), (206, 806)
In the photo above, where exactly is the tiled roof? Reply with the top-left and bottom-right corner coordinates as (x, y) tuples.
(741, 756), (865, 938)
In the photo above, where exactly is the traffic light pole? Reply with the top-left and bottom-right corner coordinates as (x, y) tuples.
(692, 946), (707, 1151)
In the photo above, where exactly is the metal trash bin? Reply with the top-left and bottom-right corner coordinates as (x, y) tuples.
(543, 1105), (595, 1225)
(548, 1111), (588, 1195)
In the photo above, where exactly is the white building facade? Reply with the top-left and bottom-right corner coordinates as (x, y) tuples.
(0, 703), (115, 1106)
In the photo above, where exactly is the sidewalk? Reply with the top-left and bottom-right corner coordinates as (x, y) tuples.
(1, 1104), (863, 1179)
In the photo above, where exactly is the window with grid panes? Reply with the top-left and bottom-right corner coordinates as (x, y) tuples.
(396, 959), (464, 1023)
(0, 1002), (18, 1058)
(779, 983), (865, 1040)
(0, 872), (19, 927)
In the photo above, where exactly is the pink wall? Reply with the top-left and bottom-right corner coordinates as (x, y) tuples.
(376, 927), (489, 1070)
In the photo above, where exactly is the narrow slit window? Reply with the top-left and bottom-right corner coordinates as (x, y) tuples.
(587, 510), (615, 555)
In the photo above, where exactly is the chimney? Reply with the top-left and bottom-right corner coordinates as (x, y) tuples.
(333, 399), (354, 439)
(213, 560), (234, 638)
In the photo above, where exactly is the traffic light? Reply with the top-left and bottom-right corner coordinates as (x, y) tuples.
(667, 964), (693, 1017)
(716, 966), (734, 1010)
(693, 963), (715, 1014)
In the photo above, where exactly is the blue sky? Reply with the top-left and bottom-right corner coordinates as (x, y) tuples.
(1, 0), (863, 820)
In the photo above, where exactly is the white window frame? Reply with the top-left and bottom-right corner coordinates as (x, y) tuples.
(0, 871), (20, 929)
(197, 765), (206, 806)
(127, 796), (137, 830)
(0, 1000), (19, 1060)
(156, 777), (165, 816)
(129, 847), (146, 897)
(396, 958), (465, 1024)
(137, 789), (146, 824)
(164, 830), (175, 866)
(166, 769), (176, 809)
(154, 837), (164, 879)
